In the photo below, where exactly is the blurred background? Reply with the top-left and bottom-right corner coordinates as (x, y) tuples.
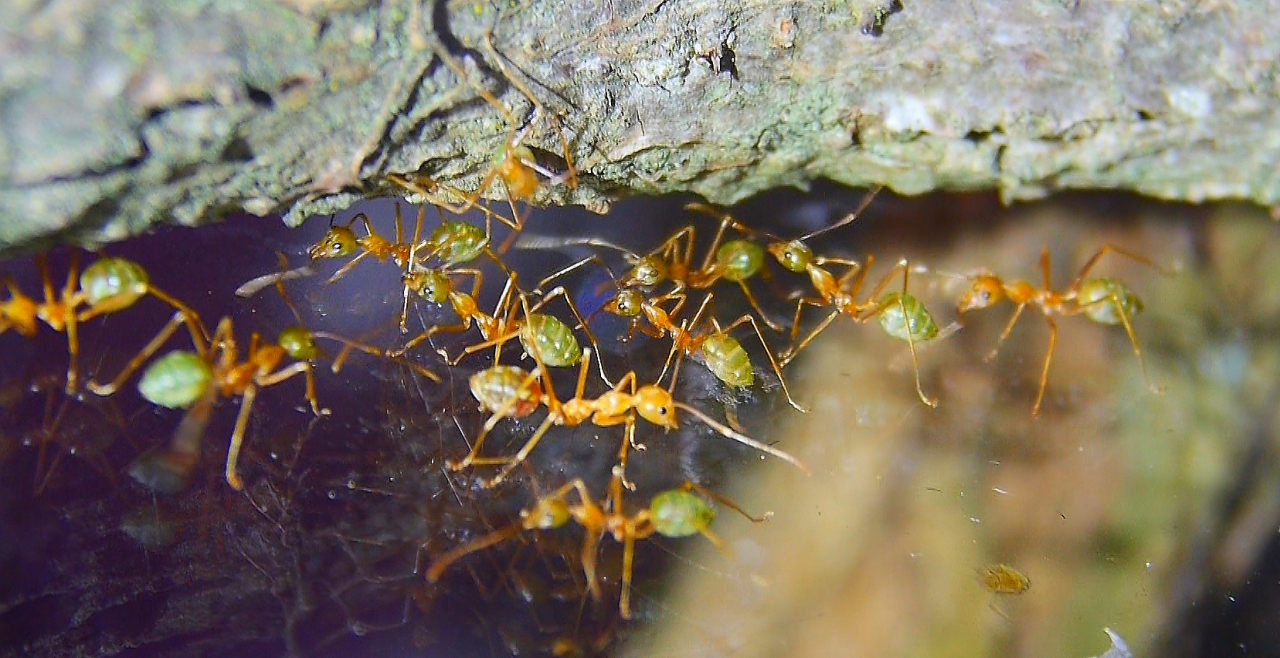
(1, 186), (1277, 658)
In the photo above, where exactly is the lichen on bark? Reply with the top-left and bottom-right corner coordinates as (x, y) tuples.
(2, 0), (1278, 253)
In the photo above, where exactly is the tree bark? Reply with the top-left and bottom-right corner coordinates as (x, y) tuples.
(2, 0), (1277, 253)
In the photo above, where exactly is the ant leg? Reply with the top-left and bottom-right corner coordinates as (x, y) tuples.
(680, 482), (772, 523)
(325, 251), (373, 285)
(142, 288), (211, 350)
(225, 384), (259, 490)
(396, 322), (471, 359)
(481, 415), (558, 487)
(33, 391), (70, 495)
(426, 525), (524, 583)
(871, 287), (937, 408)
(457, 327), (521, 365)
(313, 332), (442, 382)
(87, 311), (199, 396)
(398, 207), (428, 333)
(532, 255), (609, 294)
(64, 299), (81, 395)
(1078, 293), (1164, 395)
(735, 280), (784, 332)
(985, 303), (1028, 363)
(256, 362), (328, 417)
(838, 255), (873, 290)
(1070, 244), (1172, 289)
(787, 296), (829, 355)
(683, 206), (736, 273)
(779, 309), (841, 368)
(57, 256), (83, 393)
(722, 313), (808, 413)
(1032, 315), (1058, 417)
(619, 524), (639, 620)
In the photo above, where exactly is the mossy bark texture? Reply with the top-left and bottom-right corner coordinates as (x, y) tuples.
(2, 0), (1277, 252)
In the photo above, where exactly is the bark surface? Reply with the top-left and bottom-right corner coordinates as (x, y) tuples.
(2, 0), (1277, 252)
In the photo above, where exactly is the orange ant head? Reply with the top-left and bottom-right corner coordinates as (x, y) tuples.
(604, 288), (644, 318)
(309, 226), (358, 261)
(957, 276), (1005, 313)
(521, 497), (571, 530)
(405, 270), (451, 304)
(625, 256), (668, 288)
(635, 385), (678, 429)
(767, 240), (812, 274)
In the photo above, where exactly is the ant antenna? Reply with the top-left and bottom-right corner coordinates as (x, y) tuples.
(796, 185), (883, 243)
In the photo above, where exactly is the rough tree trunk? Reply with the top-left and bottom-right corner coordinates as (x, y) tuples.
(2, 0), (1277, 252)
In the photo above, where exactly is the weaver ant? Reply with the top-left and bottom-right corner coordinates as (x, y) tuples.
(397, 254), (607, 383)
(426, 473), (766, 620)
(452, 298), (810, 488)
(100, 316), (328, 491)
(1, 254), (207, 394)
(953, 244), (1168, 416)
(600, 288), (806, 412)
(430, 34), (578, 233)
(781, 257), (953, 407)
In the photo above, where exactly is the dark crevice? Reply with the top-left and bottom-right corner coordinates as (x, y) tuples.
(710, 44), (738, 79)
(963, 128), (999, 144)
(245, 85), (275, 109)
(220, 136), (256, 163)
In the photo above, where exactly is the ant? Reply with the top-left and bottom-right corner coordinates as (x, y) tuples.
(95, 253), (439, 401)
(100, 283), (437, 493)
(425, 472), (767, 620)
(952, 245), (1167, 416)
(1, 254), (207, 393)
(397, 253), (609, 384)
(431, 34), (578, 234)
(306, 204), (422, 284)
(530, 256), (795, 404)
(451, 298), (811, 488)
(680, 204), (786, 331)
(301, 201), (514, 334)
(521, 198), (781, 332)
(762, 186), (881, 298)
(599, 287), (806, 412)
(780, 257), (953, 407)
(107, 316), (328, 491)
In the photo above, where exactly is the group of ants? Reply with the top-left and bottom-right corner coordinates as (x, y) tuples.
(0, 48), (1171, 623)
